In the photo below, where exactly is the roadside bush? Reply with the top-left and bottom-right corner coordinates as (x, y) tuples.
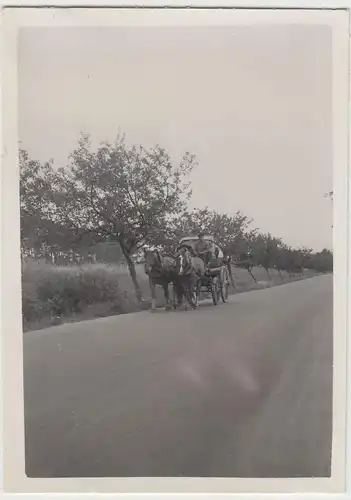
(21, 261), (138, 330)
(21, 260), (319, 332)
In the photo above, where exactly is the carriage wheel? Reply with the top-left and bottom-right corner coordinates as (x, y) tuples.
(211, 277), (219, 305)
(220, 266), (230, 303)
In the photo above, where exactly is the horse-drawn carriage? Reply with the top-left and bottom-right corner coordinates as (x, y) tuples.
(177, 235), (230, 306)
(143, 235), (232, 312)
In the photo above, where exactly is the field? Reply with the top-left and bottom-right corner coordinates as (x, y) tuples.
(21, 260), (319, 332)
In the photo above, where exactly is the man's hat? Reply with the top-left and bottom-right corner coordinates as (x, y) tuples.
(198, 231), (205, 237)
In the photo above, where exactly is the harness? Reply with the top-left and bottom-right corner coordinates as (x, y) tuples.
(177, 249), (203, 277)
(145, 253), (176, 280)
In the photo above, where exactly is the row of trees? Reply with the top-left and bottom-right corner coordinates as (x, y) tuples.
(20, 133), (333, 300)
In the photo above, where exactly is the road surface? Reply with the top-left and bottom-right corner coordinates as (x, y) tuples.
(23, 274), (333, 478)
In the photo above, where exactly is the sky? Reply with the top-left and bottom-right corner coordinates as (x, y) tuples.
(18, 25), (333, 251)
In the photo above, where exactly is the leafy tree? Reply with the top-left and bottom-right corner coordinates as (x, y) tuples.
(230, 234), (257, 283)
(307, 248), (333, 273)
(156, 207), (255, 287)
(271, 244), (312, 281)
(299, 247), (313, 272)
(155, 207), (252, 254)
(278, 247), (306, 277)
(19, 149), (81, 261)
(234, 251), (257, 283)
(249, 233), (283, 280)
(22, 134), (197, 301)
(20, 136), (333, 303)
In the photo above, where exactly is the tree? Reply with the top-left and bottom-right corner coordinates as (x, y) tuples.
(23, 134), (197, 301)
(277, 247), (305, 277)
(228, 233), (257, 283)
(20, 149), (101, 263)
(233, 250), (257, 283)
(250, 233), (283, 280)
(154, 207), (255, 287)
(307, 248), (333, 273)
(299, 247), (313, 273)
(160, 207), (253, 253)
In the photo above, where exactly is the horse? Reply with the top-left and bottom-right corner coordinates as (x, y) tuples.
(174, 246), (205, 310)
(143, 248), (182, 312)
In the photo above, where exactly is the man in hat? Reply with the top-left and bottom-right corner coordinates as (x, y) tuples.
(194, 232), (212, 266)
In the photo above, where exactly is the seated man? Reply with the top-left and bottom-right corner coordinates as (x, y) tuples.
(208, 245), (222, 269)
(194, 232), (212, 266)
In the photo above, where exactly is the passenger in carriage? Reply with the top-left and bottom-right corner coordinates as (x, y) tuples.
(194, 232), (213, 266)
(207, 244), (224, 269)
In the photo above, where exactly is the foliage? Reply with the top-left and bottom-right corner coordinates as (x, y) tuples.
(156, 207), (253, 255)
(20, 134), (197, 299)
(307, 249), (333, 273)
(19, 132), (333, 305)
(21, 261), (136, 328)
(22, 260), (320, 331)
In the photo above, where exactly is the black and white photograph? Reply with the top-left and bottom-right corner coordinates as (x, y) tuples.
(1, 6), (349, 494)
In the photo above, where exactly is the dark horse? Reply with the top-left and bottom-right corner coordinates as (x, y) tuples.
(174, 246), (205, 309)
(144, 248), (182, 312)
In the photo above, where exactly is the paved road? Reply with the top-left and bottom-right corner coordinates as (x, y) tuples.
(23, 274), (333, 478)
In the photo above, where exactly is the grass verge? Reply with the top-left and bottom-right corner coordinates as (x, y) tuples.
(22, 260), (319, 332)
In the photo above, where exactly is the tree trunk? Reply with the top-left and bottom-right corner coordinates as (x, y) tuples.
(227, 262), (236, 290)
(120, 244), (143, 302)
(247, 267), (257, 284)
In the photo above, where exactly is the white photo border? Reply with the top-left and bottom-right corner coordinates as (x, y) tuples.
(1, 3), (349, 497)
